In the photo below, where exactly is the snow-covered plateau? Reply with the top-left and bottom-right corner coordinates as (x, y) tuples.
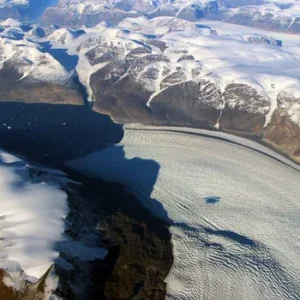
(67, 124), (300, 300)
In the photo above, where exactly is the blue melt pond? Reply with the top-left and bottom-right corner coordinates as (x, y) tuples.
(205, 196), (221, 204)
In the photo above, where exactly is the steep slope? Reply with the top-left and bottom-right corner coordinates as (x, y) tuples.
(0, 148), (173, 299)
(0, 24), (83, 105)
(218, 1), (300, 34)
(40, 0), (220, 27)
(67, 18), (300, 162)
(1, 17), (299, 162)
(0, 0), (57, 20)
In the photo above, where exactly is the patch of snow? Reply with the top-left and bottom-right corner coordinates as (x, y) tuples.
(0, 150), (68, 280)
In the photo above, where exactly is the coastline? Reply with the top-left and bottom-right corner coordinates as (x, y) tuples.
(123, 123), (300, 173)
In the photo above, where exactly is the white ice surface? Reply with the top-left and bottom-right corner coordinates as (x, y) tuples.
(67, 125), (300, 300)
(201, 19), (300, 47)
(0, 150), (68, 280)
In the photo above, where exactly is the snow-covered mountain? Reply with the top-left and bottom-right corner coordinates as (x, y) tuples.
(0, 2), (300, 300)
(39, 0), (220, 27)
(218, 0), (300, 33)
(0, 16), (299, 162)
(66, 16), (300, 163)
(2, 0), (300, 34)
(0, 20), (83, 105)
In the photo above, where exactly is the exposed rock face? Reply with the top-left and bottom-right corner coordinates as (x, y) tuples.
(263, 92), (300, 163)
(0, 66), (83, 105)
(53, 176), (173, 300)
(90, 50), (270, 134)
(101, 213), (172, 300)
(0, 268), (55, 300)
(39, 0), (221, 27)
(0, 36), (84, 105)
(264, 112), (300, 163)
(221, 10), (292, 32)
(221, 83), (269, 134)
(216, 2), (300, 34)
(41, 8), (138, 27)
(77, 24), (299, 164)
(0, 7), (20, 20)
(0, 167), (173, 300)
(176, 1), (219, 22)
(288, 17), (300, 34)
(3, 0), (300, 35)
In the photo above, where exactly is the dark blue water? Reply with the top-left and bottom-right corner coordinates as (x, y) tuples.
(196, 24), (212, 30)
(0, 102), (123, 165)
(205, 196), (221, 204)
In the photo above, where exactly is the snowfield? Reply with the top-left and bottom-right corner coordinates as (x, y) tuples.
(0, 149), (108, 296)
(67, 125), (300, 300)
(0, 150), (68, 282)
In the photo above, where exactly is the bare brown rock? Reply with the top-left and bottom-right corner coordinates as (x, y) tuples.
(100, 213), (172, 300)
(0, 65), (83, 105)
(263, 111), (300, 163)
(0, 83), (83, 105)
(0, 267), (56, 300)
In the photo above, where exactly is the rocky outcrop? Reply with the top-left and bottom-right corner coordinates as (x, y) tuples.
(0, 268), (55, 300)
(177, 1), (219, 22)
(91, 70), (269, 135)
(52, 176), (173, 300)
(222, 11), (292, 32)
(0, 166), (173, 300)
(90, 63), (299, 163)
(263, 92), (300, 163)
(0, 7), (20, 20)
(100, 213), (172, 299)
(80, 26), (299, 164)
(264, 112), (300, 163)
(41, 6), (138, 27)
(40, 0), (221, 27)
(0, 61), (83, 105)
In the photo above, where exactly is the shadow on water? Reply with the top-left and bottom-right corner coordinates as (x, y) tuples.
(60, 162), (173, 299)
(0, 101), (173, 298)
(39, 39), (86, 72)
(67, 145), (172, 223)
(0, 100), (171, 222)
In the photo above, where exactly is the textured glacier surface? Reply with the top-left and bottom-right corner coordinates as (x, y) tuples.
(68, 125), (300, 300)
